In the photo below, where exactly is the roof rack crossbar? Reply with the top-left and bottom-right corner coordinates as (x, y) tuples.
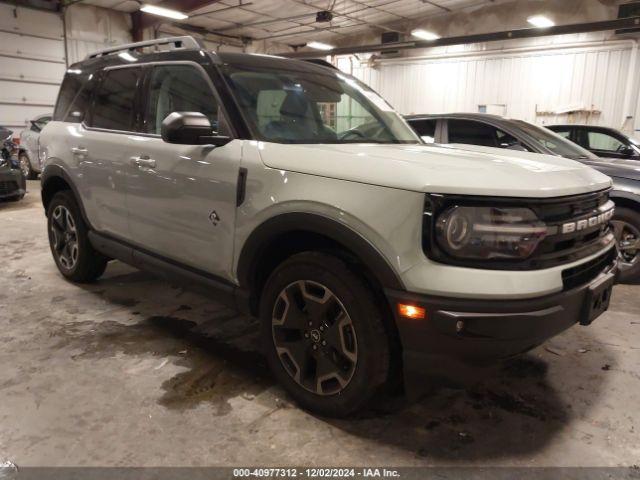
(86, 36), (204, 60)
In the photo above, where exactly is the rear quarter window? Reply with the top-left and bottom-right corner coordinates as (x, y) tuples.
(53, 71), (92, 123)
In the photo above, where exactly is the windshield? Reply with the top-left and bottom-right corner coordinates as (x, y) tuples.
(221, 62), (420, 144)
(512, 120), (598, 160)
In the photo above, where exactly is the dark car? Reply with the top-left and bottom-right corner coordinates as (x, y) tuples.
(547, 124), (640, 160)
(0, 127), (26, 202)
(405, 113), (640, 282)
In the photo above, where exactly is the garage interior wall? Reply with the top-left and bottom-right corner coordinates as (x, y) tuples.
(341, 33), (640, 133)
(0, 3), (131, 136)
(334, 0), (640, 135)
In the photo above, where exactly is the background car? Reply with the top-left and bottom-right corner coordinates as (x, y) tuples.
(405, 113), (640, 283)
(548, 124), (640, 161)
(0, 126), (26, 202)
(19, 113), (51, 179)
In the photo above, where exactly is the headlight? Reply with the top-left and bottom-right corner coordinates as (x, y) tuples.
(435, 206), (547, 260)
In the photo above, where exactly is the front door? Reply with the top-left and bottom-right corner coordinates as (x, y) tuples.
(125, 63), (241, 280)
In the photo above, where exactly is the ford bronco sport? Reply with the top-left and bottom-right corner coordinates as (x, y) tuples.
(40, 37), (618, 416)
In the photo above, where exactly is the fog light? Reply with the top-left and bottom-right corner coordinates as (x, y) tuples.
(398, 303), (426, 320)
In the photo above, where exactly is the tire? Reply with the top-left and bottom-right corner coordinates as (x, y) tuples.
(612, 207), (640, 283)
(19, 153), (36, 180)
(46, 190), (108, 283)
(260, 251), (391, 417)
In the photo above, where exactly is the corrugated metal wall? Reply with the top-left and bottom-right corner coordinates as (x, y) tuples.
(341, 39), (638, 131)
(0, 3), (131, 135)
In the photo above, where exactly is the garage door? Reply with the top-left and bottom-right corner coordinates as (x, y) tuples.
(0, 4), (66, 136)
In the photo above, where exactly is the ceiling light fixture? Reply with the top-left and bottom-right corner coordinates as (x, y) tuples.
(140, 4), (189, 20)
(306, 41), (334, 50)
(527, 15), (555, 28)
(411, 29), (441, 41)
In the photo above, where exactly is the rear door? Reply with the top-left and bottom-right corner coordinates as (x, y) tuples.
(125, 62), (241, 280)
(80, 66), (144, 240)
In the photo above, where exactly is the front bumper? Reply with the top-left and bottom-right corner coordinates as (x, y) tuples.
(386, 247), (618, 397)
(0, 168), (26, 199)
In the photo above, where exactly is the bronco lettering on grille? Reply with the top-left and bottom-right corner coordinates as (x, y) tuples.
(561, 208), (614, 234)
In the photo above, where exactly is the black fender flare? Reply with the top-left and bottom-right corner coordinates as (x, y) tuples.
(236, 212), (405, 292)
(40, 164), (92, 227)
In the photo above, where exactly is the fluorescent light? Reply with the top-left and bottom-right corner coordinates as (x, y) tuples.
(411, 29), (440, 41)
(527, 15), (555, 28)
(307, 41), (334, 51)
(140, 4), (188, 20)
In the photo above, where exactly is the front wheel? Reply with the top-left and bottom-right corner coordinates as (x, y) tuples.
(260, 252), (391, 417)
(612, 207), (640, 283)
(47, 191), (108, 283)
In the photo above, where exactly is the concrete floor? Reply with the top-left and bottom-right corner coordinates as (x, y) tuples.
(0, 180), (639, 467)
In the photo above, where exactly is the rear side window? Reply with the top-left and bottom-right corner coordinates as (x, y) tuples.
(410, 119), (437, 143)
(90, 68), (140, 131)
(53, 72), (90, 122)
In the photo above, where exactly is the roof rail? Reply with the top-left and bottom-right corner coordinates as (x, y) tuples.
(86, 36), (204, 60)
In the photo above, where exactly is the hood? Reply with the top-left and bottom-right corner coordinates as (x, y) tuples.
(580, 157), (640, 182)
(257, 142), (611, 198)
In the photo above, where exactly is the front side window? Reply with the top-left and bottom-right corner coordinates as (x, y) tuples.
(551, 128), (572, 140)
(447, 119), (530, 151)
(448, 120), (498, 147)
(586, 131), (626, 153)
(90, 68), (140, 131)
(143, 65), (220, 135)
(221, 63), (419, 144)
(513, 120), (597, 160)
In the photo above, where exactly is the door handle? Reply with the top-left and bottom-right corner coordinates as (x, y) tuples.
(71, 147), (88, 155)
(131, 156), (156, 169)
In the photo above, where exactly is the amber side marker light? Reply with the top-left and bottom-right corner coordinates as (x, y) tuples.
(398, 303), (426, 320)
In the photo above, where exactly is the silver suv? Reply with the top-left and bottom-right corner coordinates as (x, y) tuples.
(40, 37), (618, 416)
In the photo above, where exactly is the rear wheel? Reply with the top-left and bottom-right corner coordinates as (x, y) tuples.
(19, 153), (36, 180)
(260, 252), (391, 417)
(612, 207), (640, 283)
(47, 191), (108, 282)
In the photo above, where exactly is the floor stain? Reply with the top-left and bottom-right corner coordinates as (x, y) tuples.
(49, 314), (271, 414)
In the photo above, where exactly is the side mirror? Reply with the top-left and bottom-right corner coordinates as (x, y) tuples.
(161, 112), (231, 147)
(620, 146), (636, 157)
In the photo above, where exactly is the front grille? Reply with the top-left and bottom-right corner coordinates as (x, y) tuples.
(422, 188), (616, 270)
(0, 181), (18, 196)
(562, 247), (617, 290)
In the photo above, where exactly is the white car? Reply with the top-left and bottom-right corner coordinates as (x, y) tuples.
(39, 37), (618, 416)
(19, 113), (51, 179)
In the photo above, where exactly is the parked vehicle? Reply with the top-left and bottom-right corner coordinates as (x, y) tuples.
(40, 37), (618, 416)
(0, 127), (26, 201)
(406, 113), (640, 283)
(547, 124), (640, 160)
(19, 113), (51, 179)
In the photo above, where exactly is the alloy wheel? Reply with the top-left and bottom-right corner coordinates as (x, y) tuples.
(50, 205), (79, 270)
(612, 220), (640, 272)
(19, 155), (30, 178)
(272, 280), (358, 396)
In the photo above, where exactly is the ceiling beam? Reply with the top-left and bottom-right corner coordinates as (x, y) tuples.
(280, 16), (640, 58)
